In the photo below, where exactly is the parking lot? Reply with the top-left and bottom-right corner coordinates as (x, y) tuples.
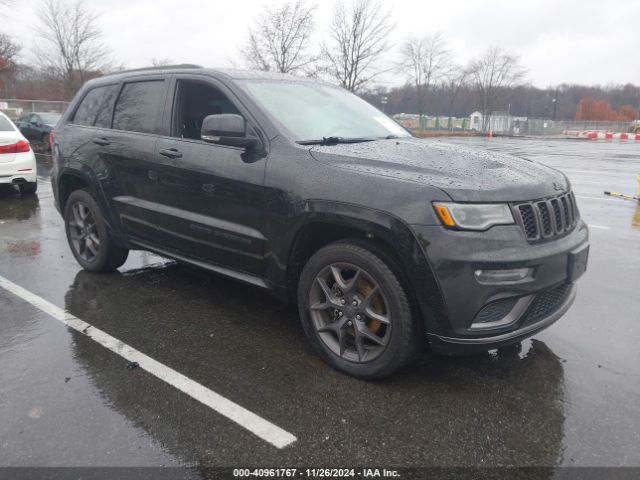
(1, 137), (639, 472)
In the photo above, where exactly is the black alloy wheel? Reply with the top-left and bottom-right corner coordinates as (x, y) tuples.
(64, 189), (129, 273)
(309, 262), (391, 363)
(68, 200), (101, 263)
(298, 241), (417, 379)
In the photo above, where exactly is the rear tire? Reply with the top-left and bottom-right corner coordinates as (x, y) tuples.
(297, 240), (416, 379)
(64, 189), (129, 273)
(18, 182), (37, 196)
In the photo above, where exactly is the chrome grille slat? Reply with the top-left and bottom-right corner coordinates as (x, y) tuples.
(550, 198), (563, 233)
(560, 196), (570, 231)
(536, 201), (552, 237)
(567, 194), (576, 227)
(514, 191), (579, 243)
(517, 204), (538, 240)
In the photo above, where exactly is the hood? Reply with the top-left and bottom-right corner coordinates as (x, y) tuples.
(310, 138), (569, 202)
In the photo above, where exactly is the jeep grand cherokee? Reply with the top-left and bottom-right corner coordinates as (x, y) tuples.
(51, 65), (589, 379)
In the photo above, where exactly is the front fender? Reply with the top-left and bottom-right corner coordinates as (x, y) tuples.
(266, 199), (447, 336)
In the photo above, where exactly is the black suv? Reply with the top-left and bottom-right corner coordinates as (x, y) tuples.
(52, 65), (589, 379)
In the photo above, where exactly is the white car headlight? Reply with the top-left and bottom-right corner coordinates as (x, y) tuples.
(433, 202), (515, 231)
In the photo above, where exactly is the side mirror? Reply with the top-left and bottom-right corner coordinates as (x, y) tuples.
(201, 114), (261, 150)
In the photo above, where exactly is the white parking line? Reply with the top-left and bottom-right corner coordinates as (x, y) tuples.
(0, 275), (297, 449)
(588, 224), (611, 229)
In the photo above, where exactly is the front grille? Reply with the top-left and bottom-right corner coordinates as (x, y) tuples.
(513, 191), (579, 242)
(521, 284), (572, 326)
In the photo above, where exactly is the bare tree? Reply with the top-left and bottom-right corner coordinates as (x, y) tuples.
(322, 0), (394, 92)
(400, 32), (451, 126)
(151, 57), (173, 67)
(468, 46), (526, 131)
(242, 0), (317, 74)
(34, 0), (110, 99)
(441, 64), (468, 128)
(0, 33), (19, 92)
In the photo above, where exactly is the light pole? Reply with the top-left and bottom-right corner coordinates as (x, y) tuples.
(381, 96), (388, 113)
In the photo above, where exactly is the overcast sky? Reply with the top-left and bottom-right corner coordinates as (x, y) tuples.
(2, 0), (639, 88)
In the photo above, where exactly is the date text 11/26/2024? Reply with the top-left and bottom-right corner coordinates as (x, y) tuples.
(233, 468), (400, 478)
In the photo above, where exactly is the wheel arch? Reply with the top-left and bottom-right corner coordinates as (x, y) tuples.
(56, 168), (124, 244)
(57, 170), (92, 211)
(275, 201), (447, 338)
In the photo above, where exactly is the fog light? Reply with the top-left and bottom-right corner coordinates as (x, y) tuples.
(475, 268), (533, 284)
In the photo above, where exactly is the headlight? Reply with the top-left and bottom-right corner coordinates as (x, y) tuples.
(433, 202), (514, 231)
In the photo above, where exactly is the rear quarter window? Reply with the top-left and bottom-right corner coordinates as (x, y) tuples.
(73, 84), (120, 128)
(112, 80), (165, 134)
(0, 115), (16, 131)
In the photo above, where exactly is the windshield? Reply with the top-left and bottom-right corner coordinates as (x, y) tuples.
(39, 113), (61, 125)
(239, 80), (410, 142)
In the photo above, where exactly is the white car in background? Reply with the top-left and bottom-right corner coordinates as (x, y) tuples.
(0, 111), (37, 195)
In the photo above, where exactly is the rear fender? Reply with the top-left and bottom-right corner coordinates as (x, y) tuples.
(56, 166), (126, 243)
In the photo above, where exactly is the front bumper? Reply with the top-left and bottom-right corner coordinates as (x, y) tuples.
(428, 284), (576, 354)
(411, 220), (589, 354)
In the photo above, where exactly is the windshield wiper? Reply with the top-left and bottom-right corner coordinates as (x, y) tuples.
(296, 136), (377, 145)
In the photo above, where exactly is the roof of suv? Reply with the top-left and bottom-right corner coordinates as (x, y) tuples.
(94, 65), (327, 85)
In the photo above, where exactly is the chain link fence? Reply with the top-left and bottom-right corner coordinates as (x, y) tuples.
(396, 114), (634, 136)
(0, 99), (70, 120)
(510, 119), (632, 136)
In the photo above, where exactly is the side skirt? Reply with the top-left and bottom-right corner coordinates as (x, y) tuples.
(130, 239), (270, 290)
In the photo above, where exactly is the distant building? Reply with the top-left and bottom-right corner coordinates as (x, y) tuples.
(469, 111), (483, 130)
(468, 111), (528, 134)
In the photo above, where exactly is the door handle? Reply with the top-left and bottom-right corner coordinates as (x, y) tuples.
(93, 137), (111, 146)
(159, 148), (182, 159)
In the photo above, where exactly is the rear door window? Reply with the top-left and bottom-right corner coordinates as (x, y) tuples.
(112, 80), (166, 134)
(73, 84), (119, 128)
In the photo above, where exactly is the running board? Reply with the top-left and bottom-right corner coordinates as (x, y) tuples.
(130, 240), (270, 289)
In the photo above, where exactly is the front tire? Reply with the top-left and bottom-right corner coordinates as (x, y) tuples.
(64, 189), (129, 272)
(297, 241), (416, 379)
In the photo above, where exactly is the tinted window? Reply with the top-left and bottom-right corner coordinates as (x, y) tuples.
(113, 81), (165, 134)
(73, 85), (119, 128)
(0, 115), (15, 131)
(173, 80), (240, 140)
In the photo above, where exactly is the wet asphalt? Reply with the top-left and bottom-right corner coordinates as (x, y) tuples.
(0, 137), (639, 471)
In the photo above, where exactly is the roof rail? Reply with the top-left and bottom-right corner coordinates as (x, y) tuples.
(106, 64), (204, 76)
